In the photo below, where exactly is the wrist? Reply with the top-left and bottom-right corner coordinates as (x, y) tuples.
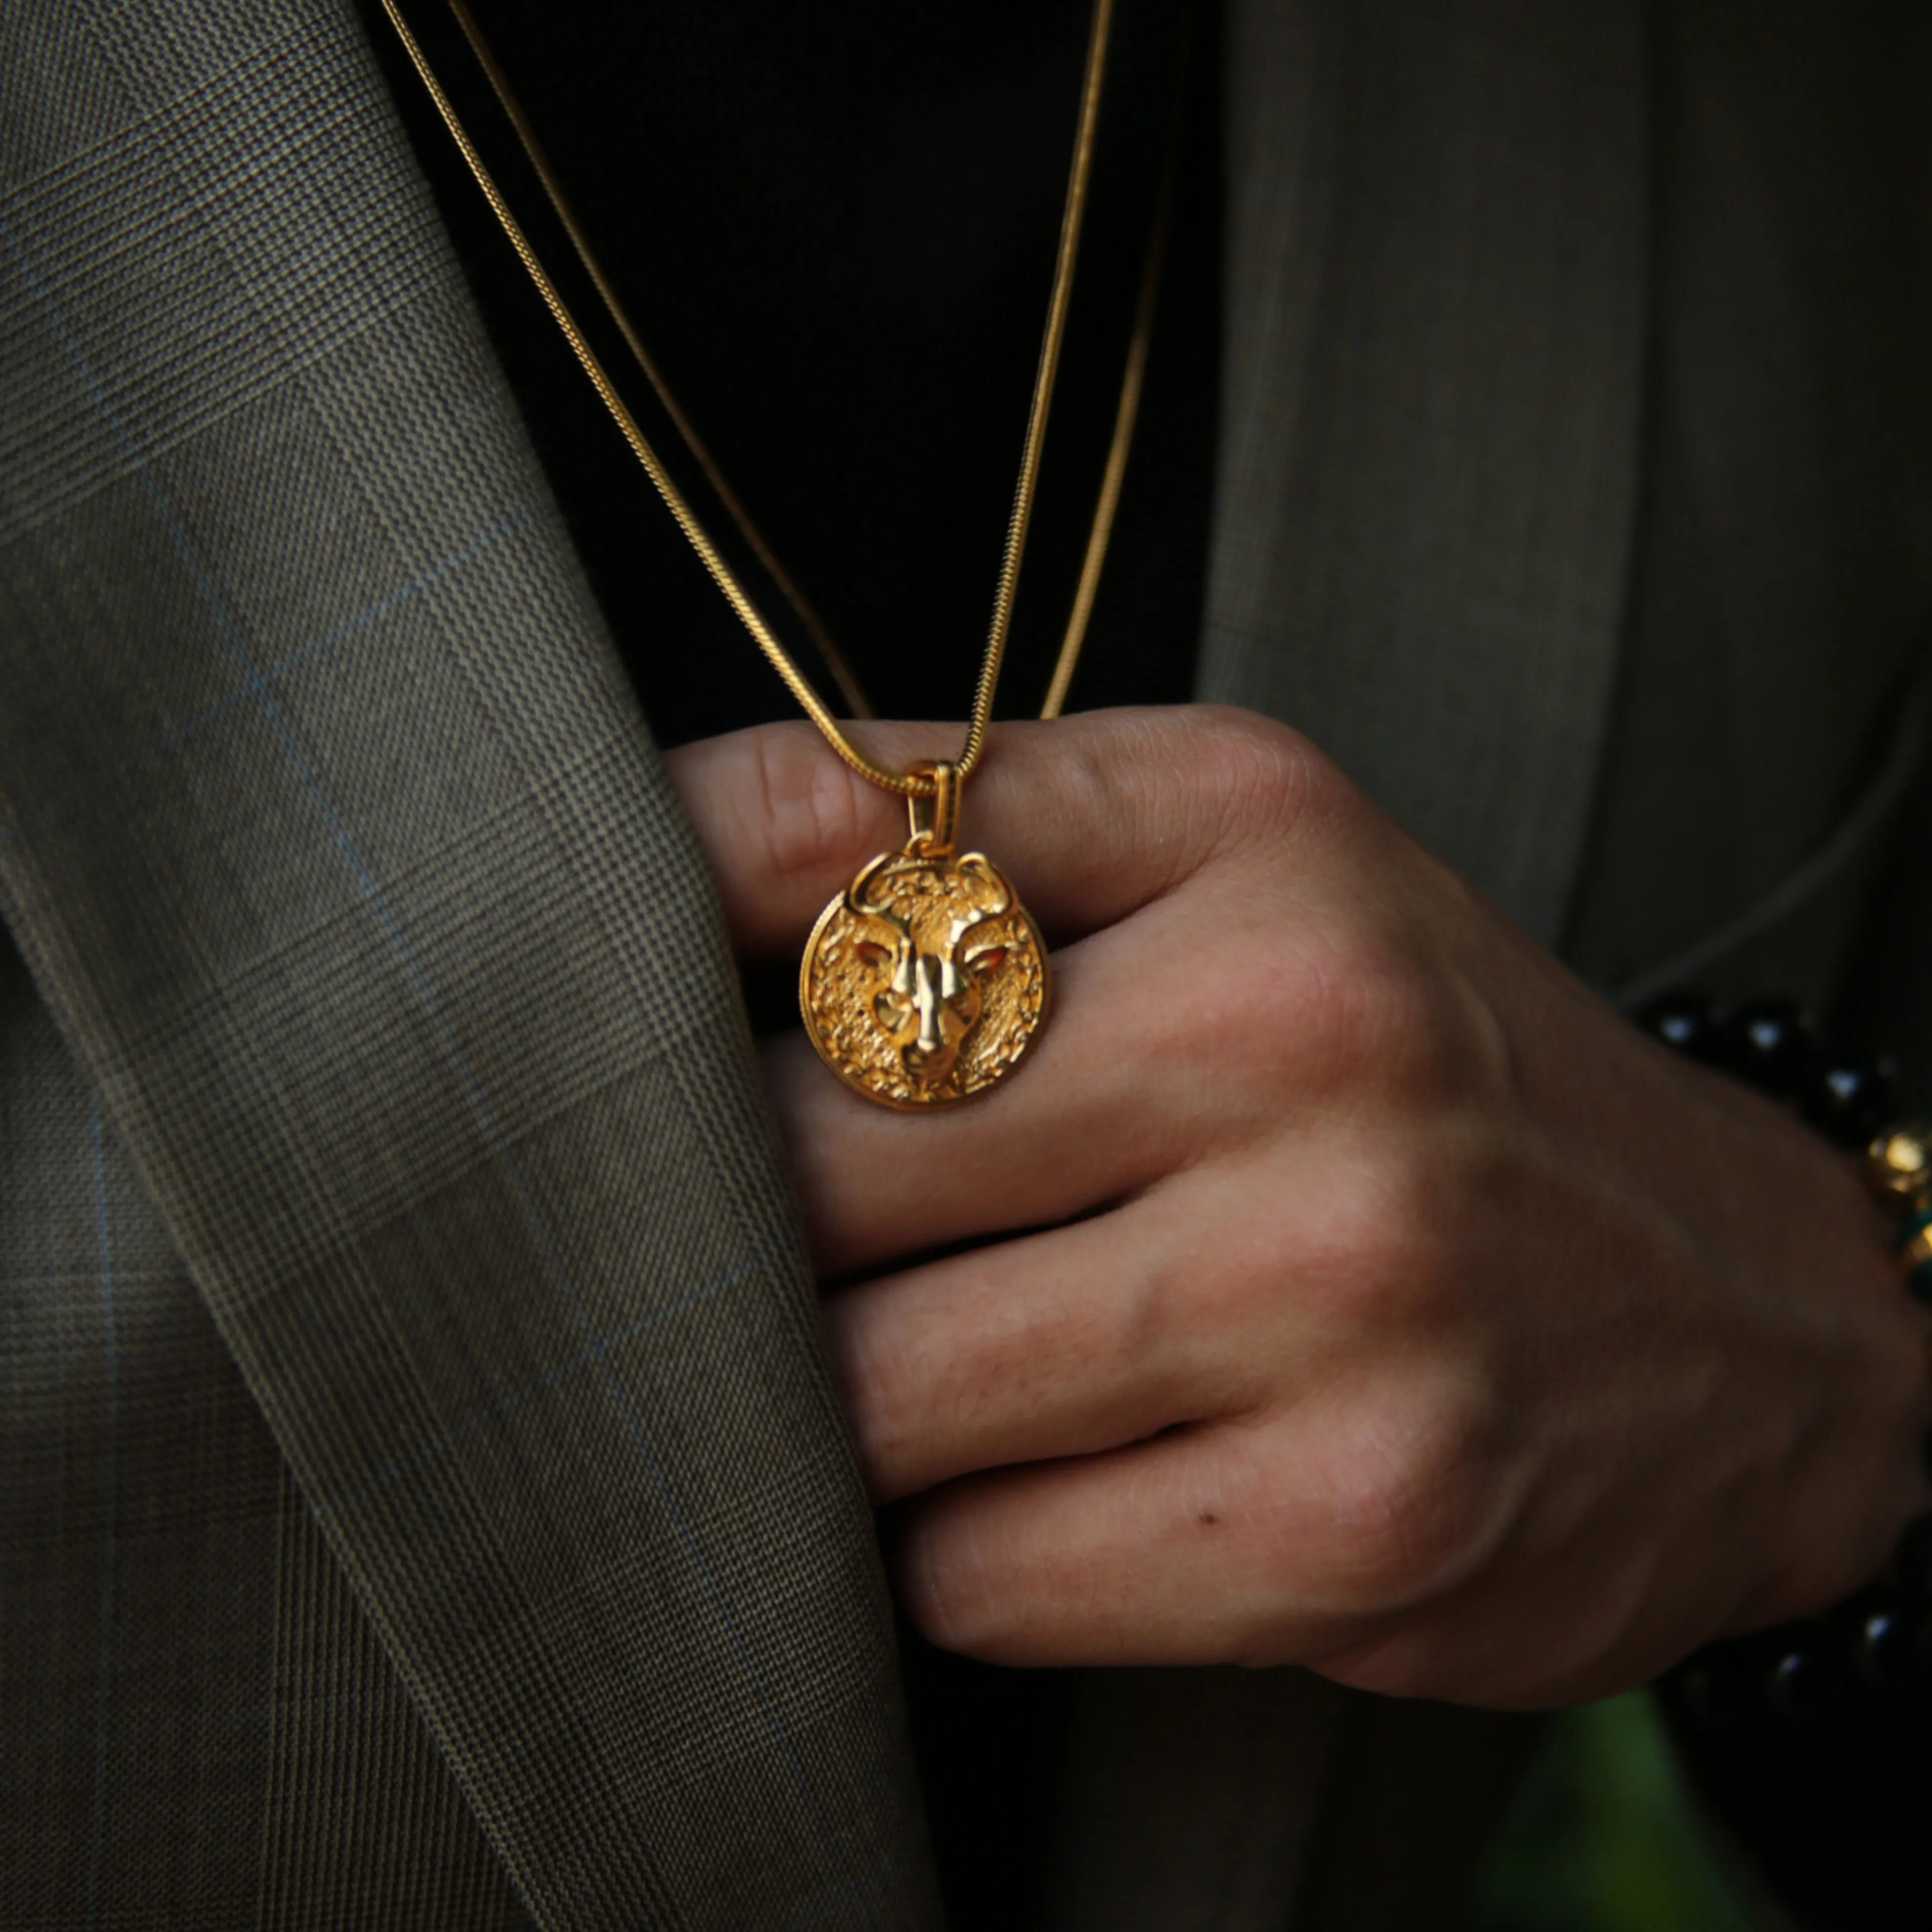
(1642, 992), (1932, 1722)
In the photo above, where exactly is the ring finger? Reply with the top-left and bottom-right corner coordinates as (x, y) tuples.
(826, 1157), (1326, 1503)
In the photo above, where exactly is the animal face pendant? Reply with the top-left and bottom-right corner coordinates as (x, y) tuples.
(800, 842), (1050, 1109)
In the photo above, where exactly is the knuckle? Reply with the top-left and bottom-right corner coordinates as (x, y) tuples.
(1310, 932), (1452, 1093)
(1307, 1120), (1530, 1349)
(1184, 705), (1343, 843)
(1327, 1175), (1459, 1334)
(1303, 1377), (1498, 1606)
(1293, 921), (1514, 1114)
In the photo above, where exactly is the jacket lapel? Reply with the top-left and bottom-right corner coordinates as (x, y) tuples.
(0, 4), (936, 1926)
(1204, 0), (1649, 945)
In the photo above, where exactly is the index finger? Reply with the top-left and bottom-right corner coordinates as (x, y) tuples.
(662, 705), (1311, 956)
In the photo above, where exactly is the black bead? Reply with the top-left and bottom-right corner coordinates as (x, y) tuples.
(1766, 1643), (1836, 1721)
(1895, 1512), (1932, 1600)
(1640, 991), (1724, 1065)
(1854, 1601), (1925, 1691)
(1801, 1054), (1899, 1149)
(1719, 1000), (1815, 1098)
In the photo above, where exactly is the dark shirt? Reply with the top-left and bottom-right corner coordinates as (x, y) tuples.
(365, 0), (1222, 753)
(360, 7), (1222, 1922)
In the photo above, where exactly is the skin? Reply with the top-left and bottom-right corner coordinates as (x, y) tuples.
(667, 705), (1932, 1710)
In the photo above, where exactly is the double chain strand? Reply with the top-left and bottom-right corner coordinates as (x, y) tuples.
(444, 0), (874, 723)
(376, 0), (1163, 795)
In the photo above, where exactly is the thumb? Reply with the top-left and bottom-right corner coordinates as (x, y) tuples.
(662, 706), (1297, 957)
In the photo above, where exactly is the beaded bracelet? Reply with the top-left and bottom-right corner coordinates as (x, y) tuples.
(1641, 993), (1932, 1727)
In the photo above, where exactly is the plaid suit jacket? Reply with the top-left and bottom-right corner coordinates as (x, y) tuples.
(3, 1), (1925, 1926)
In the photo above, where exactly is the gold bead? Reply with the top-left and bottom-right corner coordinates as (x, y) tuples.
(1867, 1126), (1932, 1204)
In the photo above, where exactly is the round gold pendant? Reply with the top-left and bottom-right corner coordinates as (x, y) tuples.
(798, 765), (1048, 1108)
(800, 846), (1049, 1109)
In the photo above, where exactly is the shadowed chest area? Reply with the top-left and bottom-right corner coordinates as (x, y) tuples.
(363, 0), (1222, 747)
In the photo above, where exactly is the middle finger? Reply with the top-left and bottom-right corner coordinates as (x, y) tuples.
(771, 881), (1270, 1275)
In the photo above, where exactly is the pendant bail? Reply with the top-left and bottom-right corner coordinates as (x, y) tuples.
(907, 760), (961, 856)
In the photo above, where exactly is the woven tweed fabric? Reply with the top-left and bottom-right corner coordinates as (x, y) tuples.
(1559, 0), (1932, 1009)
(1199, 0), (1647, 950)
(0, 3), (937, 1926)
(1, 934), (533, 1929)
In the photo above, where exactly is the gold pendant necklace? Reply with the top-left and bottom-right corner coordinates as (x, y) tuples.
(376, 0), (1176, 1107)
(801, 762), (1051, 1108)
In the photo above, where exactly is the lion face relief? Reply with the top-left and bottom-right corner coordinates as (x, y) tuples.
(801, 847), (1050, 1108)
(852, 904), (1011, 1089)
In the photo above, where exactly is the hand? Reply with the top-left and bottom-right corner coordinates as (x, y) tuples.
(666, 705), (1931, 1707)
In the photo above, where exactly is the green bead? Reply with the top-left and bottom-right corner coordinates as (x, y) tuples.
(1897, 1206), (1932, 1304)
(1897, 1205), (1932, 1247)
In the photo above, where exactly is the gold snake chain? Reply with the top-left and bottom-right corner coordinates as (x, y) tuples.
(443, 0), (875, 722)
(376, 0), (1155, 796)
